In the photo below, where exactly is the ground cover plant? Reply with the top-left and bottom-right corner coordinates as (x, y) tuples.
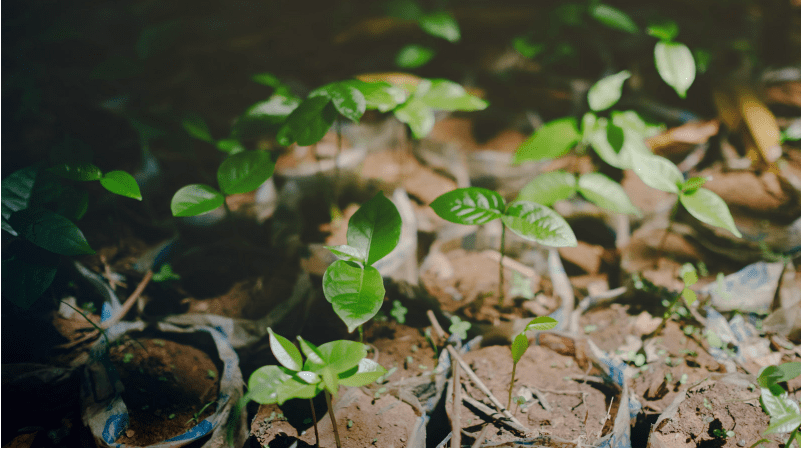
(3, 0), (801, 448)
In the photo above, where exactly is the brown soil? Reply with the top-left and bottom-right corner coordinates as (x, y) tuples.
(457, 344), (618, 446)
(649, 377), (786, 448)
(108, 336), (221, 446)
(365, 321), (439, 384)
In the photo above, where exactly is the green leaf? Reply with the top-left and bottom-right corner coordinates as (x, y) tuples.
(217, 151), (275, 195)
(182, 113), (213, 143)
(513, 37), (545, 59)
(419, 11), (460, 43)
(216, 139), (246, 155)
(2, 166), (38, 236)
(511, 333), (530, 364)
(524, 316), (559, 331)
(590, 4), (638, 34)
(679, 263), (698, 286)
(705, 330), (723, 349)
(778, 362), (801, 384)
(514, 118), (580, 163)
(415, 79), (488, 112)
(296, 371), (322, 384)
(631, 153), (683, 194)
(323, 262), (385, 333)
(516, 171), (577, 206)
(393, 97), (435, 138)
(233, 95), (301, 140)
(321, 366), (339, 395)
(760, 387), (801, 435)
(395, 45), (436, 69)
(448, 316), (471, 340)
(339, 358), (387, 387)
(611, 110), (665, 138)
(170, 184), (224, 217)
(9, 208), (94, 255)
(647, 19), (679, 41)
(679, 188), (742, 238)
(47, 163), (102, 181)
(251, 73), (293, 96)
(249, 366), (319, 404)
(347, 191), (402, 266)
(268, 328), (303, 371)
(759, 363), (801, 388)
(654, 41), (696, 98)
(277, 96), (337, 146)
(310, 81), (367, 123)
(325, 244), (366, 263)
(298, 337), (325, 367)
(430, 187), (505, 225)
(501, 201), (577, 247)
(587, 121), (626, 169)
(587, 70), (631, 112)
(314, 340), (368, 374)
(681, 177), (707, 193)
(577, 173), (641, 216)
(352, 81), (408, 112)
(100, 171), (142, 200)
(1, 244), (59, 309)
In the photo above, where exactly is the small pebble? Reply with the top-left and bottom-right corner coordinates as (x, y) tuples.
(737, 440), (746, 447)
(126, 430), (135, 438)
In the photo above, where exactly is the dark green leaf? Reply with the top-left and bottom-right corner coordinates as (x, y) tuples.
(501, 201), (577, 247)
(47, 163), (102, 181)
(590, 4), (638, 34)
(339, 358), (387, 387)
(9, 208), (94, 255)
(524, 316), (559, 331)
(385, 0), (423, 20)
(511, 333), (529, 364)
(310, 81), (367, 123)
(415, 79), (488, 112)
(588, 71), (631, 112)
(100, 171), (142, 200)
(419, 11), (460, 42)
(216, 139), (246, 155)
(654, 41), (695, 98)
(393, 98), (435, 138)
(277, 96), (337, 146)
(647, 19), (679, 41)
(514, 118), (580, 163)
(268, 328), (303, 371)
(182, 113), (213, 143)
(2, 166), (38, 235)
(233, 95), (301, 141)
(395, 45), (436, 69)
(248, 366), (319, 404)
(323, 261), (385, 333)
(577, 173), (641, 216)
(516, 171), (577, 206)
(1, 243), (59, 309)
(217, 151), (275, 195)
(430, 187), (504, 225)
(347, 191), (402, 266)
(679, 188), (741, 238)
(170, 184), (224, 217)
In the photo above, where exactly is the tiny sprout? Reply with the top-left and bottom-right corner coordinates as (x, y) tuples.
(207, 370), (216, 379)
(347, 420), (354, 429)
(123, 353), (134, 364)
(390, 300), (408, 324)
(448, 316), (471, 340)
(507, 317), (558, 409)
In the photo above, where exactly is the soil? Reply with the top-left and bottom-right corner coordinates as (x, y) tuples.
(456, 344), (617, 447)
(107, 336), (221, 447)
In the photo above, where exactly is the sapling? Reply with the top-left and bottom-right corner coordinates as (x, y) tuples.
(323, 191), (402, 336)
(507, 317), (558, 409)
(247, 328), (387, 448)
(430, 186), (577, 305)
(757, 361), (801, 447)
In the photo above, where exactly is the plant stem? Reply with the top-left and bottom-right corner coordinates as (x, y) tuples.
(325, 390), (342, 448)
(507, 360), (518, 410)
(358, 325), (364, 343)
(786, 429), (799, 448)
(309, 399), (319, 446)
(334, 117), (342, 205)
(498, 225), (507, 306)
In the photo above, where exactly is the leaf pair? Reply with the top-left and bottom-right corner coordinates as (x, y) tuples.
(430, 187), (577, 248)
(248, 328), (387, 405)
(171, 150), (275, 217)
(511, 317), (559, 364)
(323, 192), (402, 332)
(517, 170), (640, 217)
(47, 162), (142, 200)
(757, 362), (801, 435)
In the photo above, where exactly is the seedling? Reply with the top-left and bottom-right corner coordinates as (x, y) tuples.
(507, 317), (558, 409)
(322, 192), (401, 335)
(390, 300), (408, 324)
(248, 328), (387, 448)
(712, 429), (735, 439)
(757, 362), (801, 447)
(152, 264), (180, 282)
(448, 316), (471, 340)
(430, 186), (577, 305)
(186, 401), (215, 425)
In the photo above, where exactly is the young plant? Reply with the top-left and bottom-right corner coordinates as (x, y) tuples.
(757, 361), (801, 447)
(323, 191), (402, 335)
(648, 263), (699, 339)
(508, 317), (558, 409)
(248, 328), (387, 448)
(430, 186), (577, 305)
(390, 300), (408, 324)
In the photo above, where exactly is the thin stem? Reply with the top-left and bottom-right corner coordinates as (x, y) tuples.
(785, 427), (798, 448)
(334, 118), (342, 205)
(309, 399), (319, 447)
(498, 225), (507, 306)
(358, 325), (364, 343)
(325, 390), (342, 448)
(60, 301), (111, 344)
(507, 361), (518, 411)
